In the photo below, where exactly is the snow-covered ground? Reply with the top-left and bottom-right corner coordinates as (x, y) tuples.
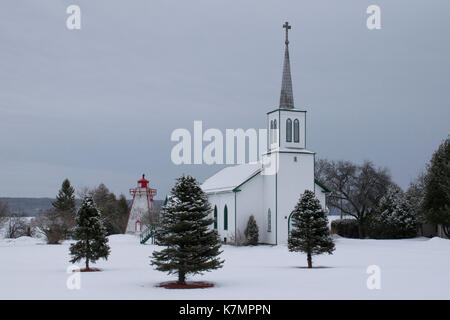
(0, 234), (449, 299)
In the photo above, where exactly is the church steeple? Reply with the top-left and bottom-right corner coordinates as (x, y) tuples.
(279, 22), (294, 109)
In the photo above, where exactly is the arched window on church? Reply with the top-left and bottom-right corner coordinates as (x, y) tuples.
(293, 119), (299, 143)
(223, 205), (228, 230)
(286, 118), (292, 142)
(267, 209), (272, 232)
(270, 120), (274, 144)
(213, 205), (218, 230)
(273, 120), (277, 143)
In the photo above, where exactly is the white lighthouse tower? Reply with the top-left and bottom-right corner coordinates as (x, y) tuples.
(125, 174), (157, 234)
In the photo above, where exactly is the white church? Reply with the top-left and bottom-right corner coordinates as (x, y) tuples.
(201, 22), (331, 245)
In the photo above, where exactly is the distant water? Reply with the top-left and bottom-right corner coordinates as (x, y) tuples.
(0, 198), (164, 217)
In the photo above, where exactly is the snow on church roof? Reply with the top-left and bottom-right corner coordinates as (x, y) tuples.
(201, 162), (262, 193)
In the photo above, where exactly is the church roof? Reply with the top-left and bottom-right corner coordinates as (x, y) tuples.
(315, 179), (332, 193)
(201, 162), (331, 195)
(201, 162), (262, 193)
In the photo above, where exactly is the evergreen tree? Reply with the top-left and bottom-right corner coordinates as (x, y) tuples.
(367, 185), (417, 239)
(244, 215), (259, 245)
(151, 175), (223, 284)
(0, 201), (10, 227)
(52, 179), (77, 237)
(423, 137), (450, 237)
(117, 194), (130, 232)
(69, 197), (110, 270)
(90, 184), (129, 235)
(406, 172), (427, 230)
(288, 190), (335, 268)
(52, 179), (76, 213)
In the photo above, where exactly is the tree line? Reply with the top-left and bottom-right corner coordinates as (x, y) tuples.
(316, 137), (450, 239)
(31, 180), (130, 244)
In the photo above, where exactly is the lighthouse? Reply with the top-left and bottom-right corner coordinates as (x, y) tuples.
(125, 174), (157, 234)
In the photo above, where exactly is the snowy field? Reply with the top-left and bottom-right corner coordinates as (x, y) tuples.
(0, 234), (449, 300)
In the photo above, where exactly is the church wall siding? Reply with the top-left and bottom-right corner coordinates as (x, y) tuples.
(206, 192), (235, 243)
(314, 184), (327, 212)
(262, 161), (277, 244)
(276, 152), (315, 244)
(205, 156), (324, 245)
(234, 173), (265, 244)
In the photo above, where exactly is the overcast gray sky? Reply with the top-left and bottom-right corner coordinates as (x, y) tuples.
(0, 0), (449, 198)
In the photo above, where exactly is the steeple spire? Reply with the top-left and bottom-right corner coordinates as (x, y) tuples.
(279, 22), (294, 109)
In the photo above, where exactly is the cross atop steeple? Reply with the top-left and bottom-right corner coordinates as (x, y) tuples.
(279, 21), (294, 109)
(283, 21), (291, 45)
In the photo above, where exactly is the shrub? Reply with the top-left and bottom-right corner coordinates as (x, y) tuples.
(330, 219), (360, 238)
(33, 209), (66, 244)
(229, 229), (246, 246)
(244, 215), (259, 245)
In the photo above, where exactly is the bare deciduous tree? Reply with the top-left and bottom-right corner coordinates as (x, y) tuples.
(6, 213), (28, 239)
(315, 159), (391, 238)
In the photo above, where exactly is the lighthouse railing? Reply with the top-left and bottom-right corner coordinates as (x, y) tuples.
(139, 224), (155, 245)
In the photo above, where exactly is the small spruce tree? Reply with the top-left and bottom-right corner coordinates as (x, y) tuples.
(69, 197), (110, 271)
(244, 215), (259, 245)
(151, 175), (223, 285)
(288, 190), (335, 268)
